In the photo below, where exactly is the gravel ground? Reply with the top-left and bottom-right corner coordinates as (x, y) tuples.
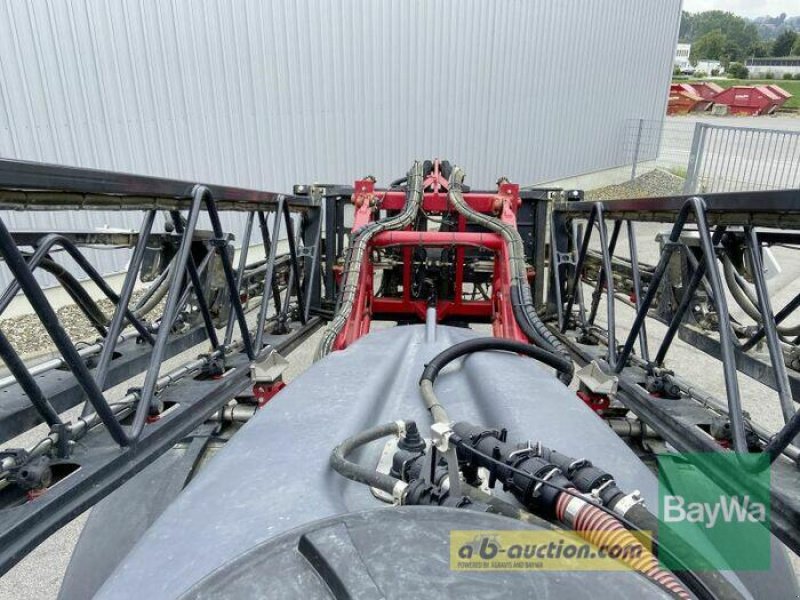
(0, 291), (162, 362)
(586, 168), (685, 200)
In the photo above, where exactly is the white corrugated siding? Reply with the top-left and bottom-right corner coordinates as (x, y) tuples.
(0, 0), (681, 288)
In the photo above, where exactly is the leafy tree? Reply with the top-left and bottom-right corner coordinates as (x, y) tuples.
(720, 38), (743, 67)
(680, 11), (759, 62)
(680, 9), (800, 63)
(691, 30), (728, 62)
(747, 40), (772, 57)
(679, 10), (693, 41)
(685, 12), (758, 55)
(727, 62), (749, 79)
(772, 29), (798, 56)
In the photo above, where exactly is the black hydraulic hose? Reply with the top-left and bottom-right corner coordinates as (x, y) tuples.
(132, 262), (173, 318)
(41, 253), (166, 330)
(446, 166), (573, 384)
(460, 485), (556, 530)
(134, 260), (172, 307)
(511, 285), (575, 383)
(389, 176), (407, 188)
(0, 252), (109, 332)
(420, 338), (573, 390)
(419, 337), (574, 425)
(542, 446), (742, 598)
(722, 254), (800, 336)
(454, 438), (714, 600)
(515, 278), (574, 384)
(330, 421), (406, 495)
(535, 441), (743, 599)
(38, 256), (109, 333)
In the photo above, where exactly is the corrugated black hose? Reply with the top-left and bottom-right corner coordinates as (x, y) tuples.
(446, 166), (574, 384)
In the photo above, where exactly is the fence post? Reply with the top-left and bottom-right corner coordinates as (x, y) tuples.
(630, 118), (644, 181)
(683, 122), (706, 194)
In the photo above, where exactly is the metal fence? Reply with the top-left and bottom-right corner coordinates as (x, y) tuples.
(685, 123), (800, 193)
(627, 117), (800, 194)
(624, 118), (696, 179)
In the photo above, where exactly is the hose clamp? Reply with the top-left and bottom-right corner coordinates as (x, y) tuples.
(532, 467), (560, 497)
(507, 441), (535, 461)
(590, 478), (615, 502)
(613, 490), (645, 516)
(567, 458), (590, 474)
(392, 480), (409, 506)
(562, 495), (590, 528)
(430, 423), (453, 452)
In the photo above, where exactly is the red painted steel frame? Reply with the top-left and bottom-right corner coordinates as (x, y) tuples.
(335, 163), (529, 350)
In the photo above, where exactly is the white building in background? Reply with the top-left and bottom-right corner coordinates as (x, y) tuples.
(747, 58), (800, 78)
(675, 43), (692, 71)
(0, 0), (682, 286)
(695, 60), (724, 75)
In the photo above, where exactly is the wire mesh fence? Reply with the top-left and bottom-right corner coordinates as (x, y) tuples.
(685, 124), (800, 193)
(623, 118), (697, 180)
(626, 117), (800, 194)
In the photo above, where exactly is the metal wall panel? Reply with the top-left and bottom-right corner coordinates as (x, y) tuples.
(0, 0), (681, 289)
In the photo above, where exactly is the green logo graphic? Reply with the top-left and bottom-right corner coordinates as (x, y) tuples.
(657, 452), (770, 571)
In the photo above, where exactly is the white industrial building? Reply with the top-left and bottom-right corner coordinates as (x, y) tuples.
(695, 60), (724, 75)
(0, 0), (682, 285)
(675, 43), (692, 71)
(747, 57), (800, 78)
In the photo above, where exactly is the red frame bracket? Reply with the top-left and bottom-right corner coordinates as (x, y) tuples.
(334, 162), (527, 351)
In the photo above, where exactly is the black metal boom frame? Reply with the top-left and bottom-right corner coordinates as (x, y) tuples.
(3, 157), (800, 577)
(0, 159), (340, 574)
(544, 188), (800, 554)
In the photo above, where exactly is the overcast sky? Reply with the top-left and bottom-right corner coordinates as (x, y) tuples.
(682, 0), (797, 18)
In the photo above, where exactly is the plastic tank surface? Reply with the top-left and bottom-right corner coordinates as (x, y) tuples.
(94, 325), (797, 599)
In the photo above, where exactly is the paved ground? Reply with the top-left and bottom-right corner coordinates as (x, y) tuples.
(636, 114), (800, 192)
(670, 113), (800, 132)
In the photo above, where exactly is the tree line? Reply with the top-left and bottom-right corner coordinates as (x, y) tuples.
(680, 11), (800, 66)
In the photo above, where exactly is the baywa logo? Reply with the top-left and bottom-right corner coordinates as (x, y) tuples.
(657, 453), (770, 571)
(663, 494), (766, 529)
